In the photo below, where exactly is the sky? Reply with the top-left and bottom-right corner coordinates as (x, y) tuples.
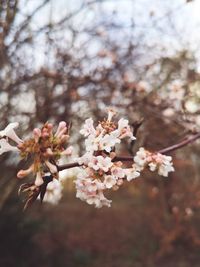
(15, 0), (200, 69)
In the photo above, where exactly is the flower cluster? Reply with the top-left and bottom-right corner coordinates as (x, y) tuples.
(134, 147), (174, 177)
(16, 121), (72, 186)
(75, 156), (128, 208)
(75, 110), (175, 208)
(80, 109), (135, 153)
(76, 109), (139, 207)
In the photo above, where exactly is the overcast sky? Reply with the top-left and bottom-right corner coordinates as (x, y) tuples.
(16, 0), (200, 69)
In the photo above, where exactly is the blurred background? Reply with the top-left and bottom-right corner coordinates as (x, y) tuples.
(0, 0), (200, 266)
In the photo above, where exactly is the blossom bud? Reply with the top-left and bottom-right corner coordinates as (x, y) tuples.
(33, 128), (41, 142)
(47, 123), (53, 130)
(107, 108), (116, 122)
(55, 121), (67, 137)
(42, 132), (50, 138)
(17, 165), (34, 178)
(56, 127), (67, 139)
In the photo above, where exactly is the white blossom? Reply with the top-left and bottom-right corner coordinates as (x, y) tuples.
(125, 167), (140, 181)
(117, 118), (136, 140)
(88, 157), (99, 171)
(43, 179), (63, 205)
(134, 147), (149, 169)
(104, 175), (117, 188)
(111, 166), (125, 179)
(99, 133), (120, 152)
(148, 153), (174, 177)
(0, 122), (22, 144)
(96, 156), (113, 172)
(75, 172), (111, 208)
(157, 159), (174, 177)
(85, 134), (99, 152)
(80, 118), (96, 137)
(77, 152), (94, 165)
(17, 165), (34, 178)
(148, 162), (157, 171)
(0, 139), (19, 155)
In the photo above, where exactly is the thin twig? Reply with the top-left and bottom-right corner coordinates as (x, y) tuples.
(158, 132), (200, 154)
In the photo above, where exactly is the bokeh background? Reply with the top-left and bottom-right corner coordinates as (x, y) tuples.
(0, 0), (200, 266)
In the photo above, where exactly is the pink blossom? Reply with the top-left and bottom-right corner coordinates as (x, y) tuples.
(111, 166), (125, 179)
(55, 121), (67, 138)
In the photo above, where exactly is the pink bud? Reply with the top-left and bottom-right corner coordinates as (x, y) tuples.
(55, 121), (67, 137)
(33, 128), (41, 142)
(17, 165), (33, 178)
(42, 132), (49, 138)
(47, 123), (53, 130)
(59, 121), (67, 129)
(56, 127), (67, 139)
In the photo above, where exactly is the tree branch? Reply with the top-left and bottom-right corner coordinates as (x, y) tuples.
(57, 131), (200, 171)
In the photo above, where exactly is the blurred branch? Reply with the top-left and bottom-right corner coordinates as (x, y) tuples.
(158, 132), (200, 154)
(9, 0), (50, 47)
